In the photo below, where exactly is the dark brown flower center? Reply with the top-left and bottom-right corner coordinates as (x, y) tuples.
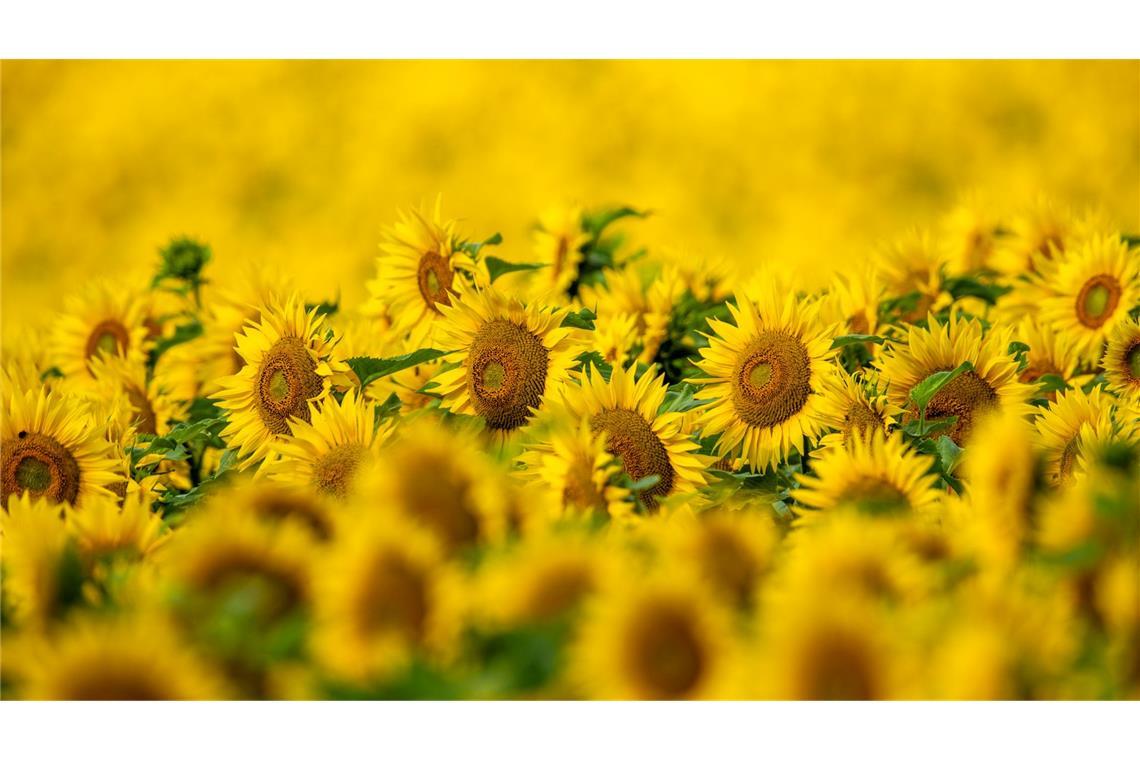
(801, 634), (879, 700)
(2, 432), (81, 504)
(313, 444), (366, 499)
(591, 408), (675, 508)
(842, 402), (885, 442)
(626, 602), (706, 699)
(467, 319), (550, 431)
(396, 451), (481, 552)
(357, 552), (428, 642)
(924, 370), (999, 446)
(85, 319), (130, 363)
(126, 383), (158, 435)
(731, 331), (812, 428)
(256, 337), (323, 435)
(417, 251), (455, 312)
(1075, 274), (1122, 329)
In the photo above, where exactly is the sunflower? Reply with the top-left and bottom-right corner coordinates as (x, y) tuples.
(941, 194), (999, 274)
(350, 418), (513, 554)
(79, 352), (188, 440)
(1014, 316), (1084, 394)
(1033, 386), (1114, 486)
(756, 594), (906, 699)
(517, 415), (631, 520)
(571, 569), (741, 699)
(311, 509), (462, 682)
(876, 316), (1034, 446)
(0, 492), (74, 629)
(691, 288), (837, 473)
(816, 368), (901, 448)
(50, 280), (149, 380)
(578, 264), (683, 364)
(876, 228), (949, 323)
(529, 205), (591, 300)
(1040, 234), (1140, 363)
(431, 283), (582, 434)
(819, 266), (884, 340)
(365, 199), (481, 344)
(2, 386), (121, 507)
(589, 310), (639, 369)
(795, 431), (942, 518)
(9, 612), (232, 700)
(66, 490), (167, 564)
(1102, 318), (1140, 401)
(217, 478), (337, 543)
(558, 363), (707, 510)
(267, 389), (394, 499)
(993, 196), (1075, 276)
(213, 294), (350, 466)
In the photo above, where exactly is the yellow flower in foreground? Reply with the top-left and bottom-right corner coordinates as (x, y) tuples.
(268, 389), (394, 499)
(1102, 317), (1140, 401)
(2, 386), (120, 506)
(876, 316), (1034, 446)
(213, 294), (349, 466)
(692, 288), (837, 472)
(432, 283), (581, 435)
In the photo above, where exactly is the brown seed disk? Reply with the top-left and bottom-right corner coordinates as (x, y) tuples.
(801, 635), (878, 700)
(256, 337), (324, 435)
(924, 370), (999, 446)
(126, 383), (159, 435)
(358, 552), (428, 642)
(1125, 340), (1140, 381)
(1075, 274), (1122, 329)
(842, 402), (885, 442)
(626, 602), (705, 698)
(417, 251), (455, 312)
(731, 331), (812, 429)
(313, 443), (366, 499)
(84, 319), (130, 361)
(2, 432), (81, 504)
(396, 451), (481, 552)
(591, 408), (675, 507)
(467, 319), (550, 431)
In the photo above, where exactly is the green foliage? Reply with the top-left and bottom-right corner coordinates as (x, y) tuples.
(942, 275), (1011, 305)
(831, 333), (887, 349)
(153, 236), (211, 304)
(347, 349), (452, 389)
(484, 256), (547, 283)
(561, 307), (596, 330)
(909, 361), (974, 415)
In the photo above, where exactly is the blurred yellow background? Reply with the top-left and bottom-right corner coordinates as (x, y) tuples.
(2, 60), (1138, 337)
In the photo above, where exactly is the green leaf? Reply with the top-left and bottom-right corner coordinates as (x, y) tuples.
(935, 435), (963, 476)
(1007, 340), (1031, 356)
(902, 416), (958, 438)
(582, 205), (648, 237)
(347, 349), (452, 389)
(661, 382), (702, 414)
(627, 474), (661, 492)
(306, 298), (340, 317)
(1121, 233), (1140, 248)
(459, 232), (503, 256)
(943, 276), (1011, 305)
(831, 333), (886, 349)
(574, 351), (612, 381)
(561, 308), (596, 331)
(1035, 373), (1069, 394)
(484, 256), (547, 284)
(909, 361), (974, 414)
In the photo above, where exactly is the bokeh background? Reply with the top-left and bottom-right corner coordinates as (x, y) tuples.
(3, 60), (1138, 340)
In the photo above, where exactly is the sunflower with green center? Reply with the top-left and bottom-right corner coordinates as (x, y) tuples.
(816, 368), (901, 448)
(691, 287), (837, 473)
(1033, 386), (1115, 486)
(795, 431), (942, 518)
(432, 283), (582, 435)
(571, 568), (742, 699)
(876, 316), (1034, 447)
(529, 205), (591, 301)
(517, 415), (631, 520)
(50, 280), (149, 380)
(213, 294), (350, 466)
(558, 363), (707, 510)
(311, 509), (463, 683)
(365, 199), (482, 345)
(8, 612), (233, 700)
(267, 389), (394, 499)
(1040, 234), (1140, 363)
(2, 386), (121, 507)
(1102, 318), (1140, 402)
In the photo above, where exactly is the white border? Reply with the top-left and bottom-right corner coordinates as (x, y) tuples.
(0, 0), (1138, 57)
(0, 701), (1137, 760)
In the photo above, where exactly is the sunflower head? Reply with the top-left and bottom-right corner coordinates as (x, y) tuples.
(530, 205), (591, 299)
(816, 368), (901, 448)
(50, 280), (149, 380)
(1103, 318), (1140, 402)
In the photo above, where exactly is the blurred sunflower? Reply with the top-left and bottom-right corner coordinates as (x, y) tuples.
(1102, 317), (1140, 401)
(82, 352), (189, 439)
(66, 490), (167, 564)
(213, 294), (350, 466)
(795, 431), (941, 518)
(1033, 386), (1114, 485)
(942, 194), (999, 274)
(877, 228), (949, 323)
(578, 264), (683, 364)
(1040, 234), (1140, 363)
(572, 570), (741, 699)
(1014, 316), (1084, 395)
(816, 368), (901, 448)
(877, 316), (1034, 446)
(312, 510), (461, 682)
(220, 479), (337, 543)
(2, 386), (121, 506)
(352, 418), (512, 553)
(50, 280), (149, 380)
(0, 492), (75, 629)
(560, 363), (706, 510)
(530, 205), (590, 300)
(268, 389), (394, 499)
(10, 613), (232, 700)
(992, 196), (1074, 276)
(432, 283), (581, 435)
(517, 415), (630, 519)
(691, 288), (837, 473)
(819, 266), (883, 340)
(589, 310), (639, 368)
(366, 199), (481, 345)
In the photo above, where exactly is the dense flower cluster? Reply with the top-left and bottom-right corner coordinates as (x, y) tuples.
(2, 197), (1138, 700)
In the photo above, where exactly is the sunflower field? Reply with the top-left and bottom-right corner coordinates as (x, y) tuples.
(1, 61), (1139, 700)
